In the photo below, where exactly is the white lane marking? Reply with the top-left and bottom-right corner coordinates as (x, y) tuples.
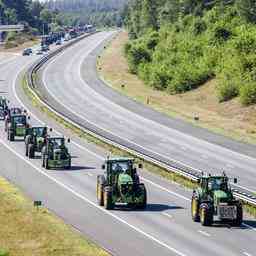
(0, 137), (187, 256)
(242, 223), (256, 232)
(12, 36), (256, 232)
(243, 252), (253, 256)
(198, 230), (211, 237)
(162, 212), (173, 220)
(0, 56), (17, 65)
(87, 173), (93, 177)
(141, 177), (190, 202)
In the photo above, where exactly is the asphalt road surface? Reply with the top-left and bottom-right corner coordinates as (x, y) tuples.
(0, 33), (255, 256)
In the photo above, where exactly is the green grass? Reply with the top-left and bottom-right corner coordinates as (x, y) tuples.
(0, 177), (109, 256)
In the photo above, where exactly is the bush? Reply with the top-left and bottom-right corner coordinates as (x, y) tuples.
(240, 83), (256, 105)
(217, 79), (239, 102)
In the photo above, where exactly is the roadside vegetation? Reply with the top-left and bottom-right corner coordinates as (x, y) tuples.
(0, 177), (109, 256)
(123, 0), (256, 106)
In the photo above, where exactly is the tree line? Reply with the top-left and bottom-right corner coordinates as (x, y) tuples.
(46, 0), (126, 27)
(124, 0), (256, 105)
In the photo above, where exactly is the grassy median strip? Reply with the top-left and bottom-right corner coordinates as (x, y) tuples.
(0, 177), (109, 256)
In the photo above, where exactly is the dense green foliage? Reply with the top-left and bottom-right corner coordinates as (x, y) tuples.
(124, 0), (256, 105)
(46, 0), (126, 27)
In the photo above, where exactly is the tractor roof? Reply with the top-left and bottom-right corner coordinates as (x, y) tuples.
(201, 175), (228, 179)
(105, 157), (134, 163)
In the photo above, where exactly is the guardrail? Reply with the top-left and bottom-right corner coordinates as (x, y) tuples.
(25, 32), (256, 207)
(0, 25), (24, 32)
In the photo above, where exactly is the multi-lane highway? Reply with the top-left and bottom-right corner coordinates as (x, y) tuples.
(0, 32), (255, 256)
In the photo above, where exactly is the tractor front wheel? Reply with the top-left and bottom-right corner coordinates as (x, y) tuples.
(104, 187), (113, 210)
(200, 205), (213, 226)
(191, 197), (200, 222)
(233, 204), (243, 226)
(137, 184), (147, 209)
(28, 144), (35, 159)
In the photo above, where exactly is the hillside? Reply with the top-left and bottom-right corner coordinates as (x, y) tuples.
(124, 0), (256, 106)
(46, 0), (126, 27)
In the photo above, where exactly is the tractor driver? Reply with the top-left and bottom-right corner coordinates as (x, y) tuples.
(113, 163), (123, 173)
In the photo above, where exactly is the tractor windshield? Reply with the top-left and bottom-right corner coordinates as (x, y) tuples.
(33, 127), (45, 137)
(208, 177), (228, 191)
(111, 161), (131, 174)
(50, 138), (64, 149)
(13, 115), (26, 125)
(10, 108), (22, 115)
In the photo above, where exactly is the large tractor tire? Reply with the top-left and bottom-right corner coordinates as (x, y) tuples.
(45, 158), (49, 170)
(28, 144), (35, 159)
(9, 131), (14, 141)
(104, 186), (113, 210)
(97, 175), (105, 206)
(25, 144), (28, 157)
(233, 204), (243, 226)
(200, 204), (213, 226)
(191, 197), (200, 222)
(137, 184), (147, 209)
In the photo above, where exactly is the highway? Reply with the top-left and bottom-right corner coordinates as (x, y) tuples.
(40, 31), (256, 194)
(0, 33), (255, 256)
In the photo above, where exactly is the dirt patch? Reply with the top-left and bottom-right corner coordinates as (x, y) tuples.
(98, 31), (256, 144)
(0, 38), (39, 54)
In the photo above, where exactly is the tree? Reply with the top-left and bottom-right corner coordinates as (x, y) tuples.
(236, 0), (256, 23)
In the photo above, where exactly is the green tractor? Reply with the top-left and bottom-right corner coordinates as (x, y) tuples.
(191, 173), (243, 226)
(7, 114), (30, 141)
(97, 157), (147, 210)
(41, 137), (71, 170)
(25, 126), (50, 158)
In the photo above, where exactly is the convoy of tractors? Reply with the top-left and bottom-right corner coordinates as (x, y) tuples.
(0, 95), (244, 225)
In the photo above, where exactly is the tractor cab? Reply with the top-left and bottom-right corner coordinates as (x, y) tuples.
(7, 114), (30, 141)
(26, 126), (47, 138)
(42, 137), (71, 169)
(25, 127), (48, 158)
(103, 157), (140, 188)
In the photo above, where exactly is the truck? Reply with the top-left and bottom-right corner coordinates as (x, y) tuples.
(41, 137), (71, 169)
(191, 172), (243, 226)
(25, 126), (49, 158)
(7, 114), (30, 141)
(97, 157), (147, 210)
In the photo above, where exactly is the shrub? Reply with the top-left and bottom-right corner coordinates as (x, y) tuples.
(240, 82), (256, 105)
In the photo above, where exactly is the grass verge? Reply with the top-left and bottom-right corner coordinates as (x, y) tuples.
(0, 176), (109, 256)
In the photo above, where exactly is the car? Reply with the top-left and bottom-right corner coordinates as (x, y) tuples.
(41, 45), (49, 52)
(22, 48), (32, 56)
(56, 40), (61, 45)
(36, 49), (43, 55)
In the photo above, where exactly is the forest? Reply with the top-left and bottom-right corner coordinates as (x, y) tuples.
(46, 0), (126, 27)
(124, 0), (256, 105)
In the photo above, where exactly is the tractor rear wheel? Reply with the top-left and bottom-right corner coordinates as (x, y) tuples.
(200, 205), (213, 226)
(45, 158), (49, 170)
(97, 175), (105, 206)
(104, 187), (113, 210)
(137, 184), (147, 209)
(233, 204), (243, 226)
(191, 197), (200, 222)
(25, 144), (28, 157)
(28, 144), (35, 159)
